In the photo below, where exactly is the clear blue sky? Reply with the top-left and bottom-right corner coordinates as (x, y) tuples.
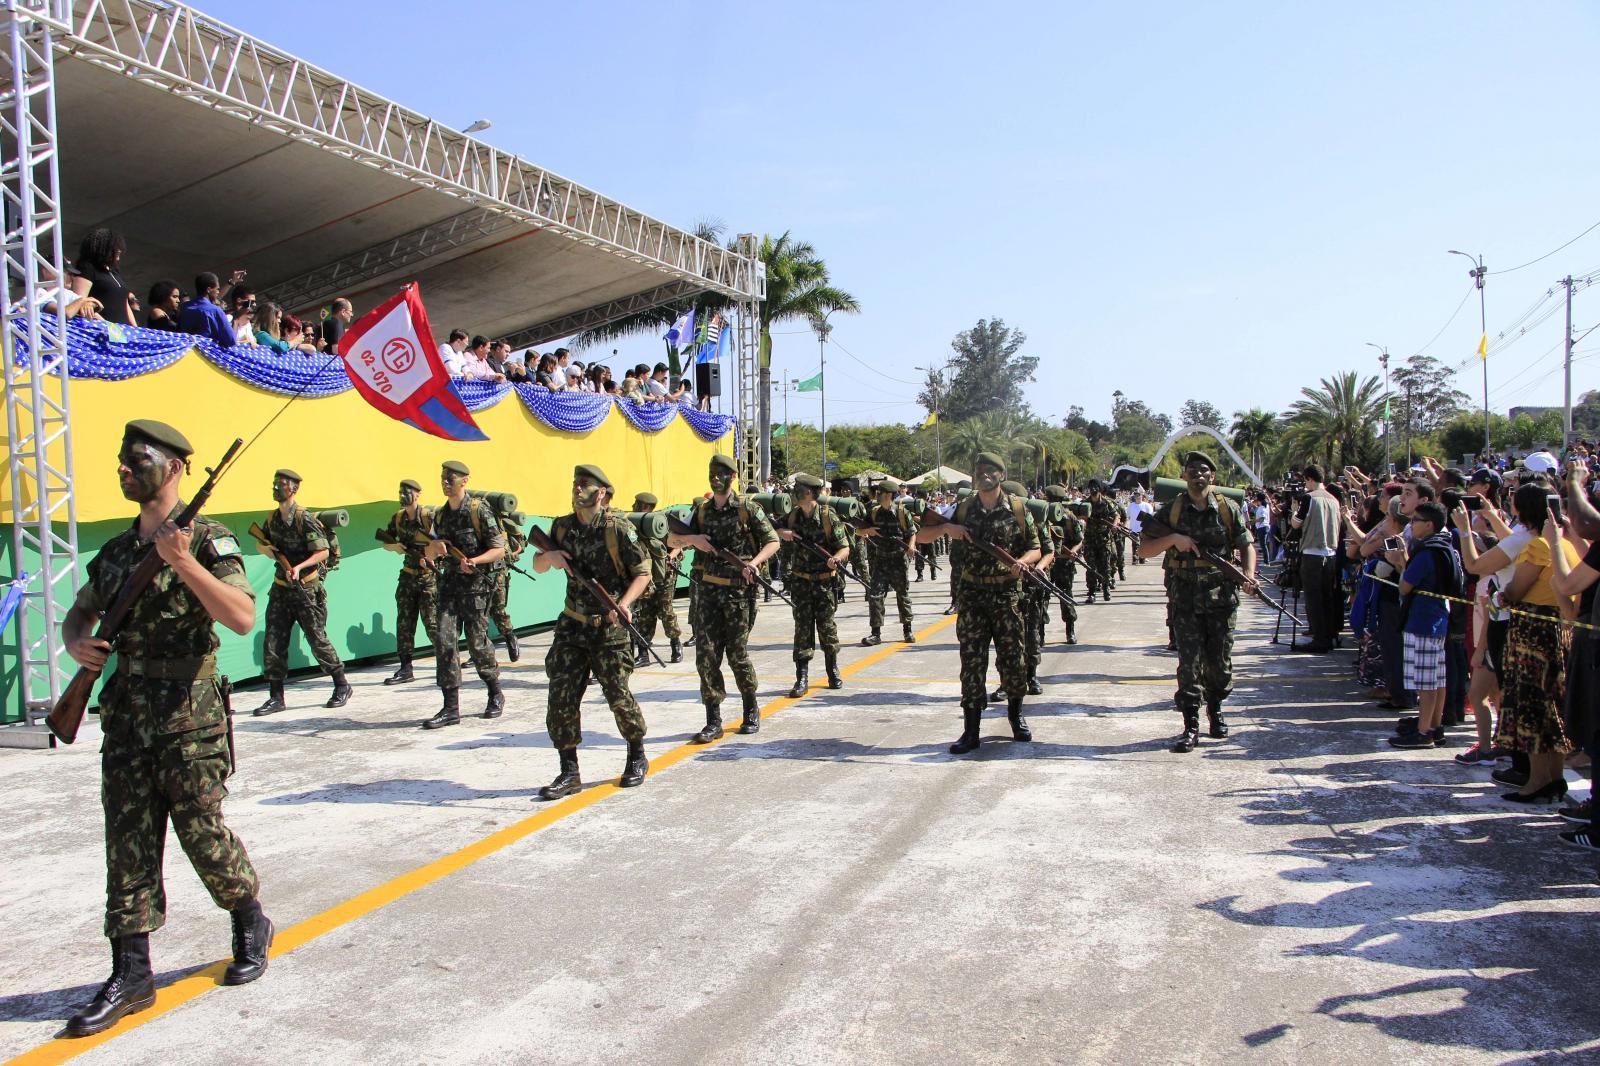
(204, 0), (1600, 431)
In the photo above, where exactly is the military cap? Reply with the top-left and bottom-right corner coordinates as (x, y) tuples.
(1044, 485), (1069, 501)
(574, 463), (613, 489)
(873, 481), (896, 495)
(709, 453), (737, 474)
(274, 467), (302, 483)
(1086, 478), (1105, 493)
(123, 419), (193, 457)
(399, 479), (422, 493)
(793, 473), (825, 491)
(1183, 451), (1217, 471)
(441, 460), (470, 476)
(1001, 479), (1026, 495)
(974, 451), (1006, 472)
(633, 491), (658, 508)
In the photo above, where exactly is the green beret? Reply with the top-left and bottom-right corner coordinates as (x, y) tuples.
(793, 473), (824, 491)
(441, 460), (470, 476)
(1044, 485), (1068, 501)
(873, 482), (896, 495)
(974, 451), (1006, 473)
(574, 463), (612, 489)
(1001, 479), (1026, 496)
(274, 468), (302, 483)
(633, 491), (658, 508)
(399, 479), (422, 493)
(1183, 451), (1216, 471)
(123, 419), (193, 458)
(709, 453), (737, 474)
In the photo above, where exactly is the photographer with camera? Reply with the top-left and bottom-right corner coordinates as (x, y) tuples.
(1291, 465), (1342, 654)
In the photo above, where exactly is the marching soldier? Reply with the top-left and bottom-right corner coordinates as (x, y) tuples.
(777, 473), (850, 697)
(422, 460), (506, 729)
(379, 478), (439, 685)
(488, 502), (525, 663)
(917, 453), (1040, 754)
(860, 480), (916, 646)
(251, 469), (350, 714)
(992, 480), (1051, 698)
(909, 486), (940, 582)
(534, 466), (654, 799)
(1045, 486), (1081, 645)
(61, 420), (272, 1037)
(1138, 451), (1256, 752)
(1084, 479), (1121, 602)
(668, 454), (780, 739)
(631, 492), (684, 665)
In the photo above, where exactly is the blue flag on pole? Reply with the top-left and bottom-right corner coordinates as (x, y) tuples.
(664, 308), (696, 351)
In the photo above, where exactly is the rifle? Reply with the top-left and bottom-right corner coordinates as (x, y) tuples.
(848, 514), (919, 561)
(47, 438), (244, 744)
(247, 520), (320, 603)
(918, 509), (1076, 608)
(1138, 513), (1304, 626)
(664, 514), (794, 608)
(786, 521), (869, 588)
(525, 524), (665, 668)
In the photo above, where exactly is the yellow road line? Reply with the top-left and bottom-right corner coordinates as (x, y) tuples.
(5, 613), (959, 1066)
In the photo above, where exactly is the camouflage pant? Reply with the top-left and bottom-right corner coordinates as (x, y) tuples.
(436, 574), (499, 689)
(692, 579), (759, 705)
(489, 566), (514, 638)
(790, 574), (840, 663)
(1051, 559), (1079, 628)
(1170, 576), (1238, 711)
(636, 576), (683, 644)
(1115, 532), (1127, 578)
(957, 581), (1026, 712)
(395, 568), (439, 661)
(544, 615), (645, 750)
(262, 581), (343, 680)
(100, 680), (257, 936)
(866, 553), (913, 631)
(914, 540), (940, 578)
(1024, 583), (1049, 671)
(1085, 536), (1114, 596)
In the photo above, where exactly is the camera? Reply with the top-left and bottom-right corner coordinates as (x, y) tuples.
(1383, 536), (1404, 552)
(1463, 495), (1485, 512)
(1547, 494), (1564, 526)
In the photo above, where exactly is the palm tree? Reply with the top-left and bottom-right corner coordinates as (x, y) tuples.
(947, 419), (998, 474)
(1229, 407), (1278, 479)
(1277, 372), (1386, 471)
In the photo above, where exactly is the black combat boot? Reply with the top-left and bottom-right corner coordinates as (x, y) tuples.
(423, 688), (460, 730)
(252, 681), (285, 717)
(739, 694), (762, 735)
(1008, 696), (1032, 742)
(539, 748), (581, 800)
(619, 740), (648, 787)
(1065, 619), (1078, 646)
(860, 629), (882, 647)
(504, 631), (520, 663)
(692, 704), (724, 744)
(634, 641), (651, 668)
(1026, 671), (1043, 696)
(902, 624), (915, 644)
(989, 685), (1005, 703)
(824, 651), (843, 690)
(383, 659), (415, 686)
(1207, 699), (1229, 739)
(1103, 589), (1111, 602)
(669, 637), (683, 664)
(949, 705), (982, 755)
(65, 935), (156, 1037)
(787, 664), (810, 699)
(1172, 709), (1201, 753)
(222, 899), (274, 985)
(482, 679), (504, 719)
(930, 560), (940, 578)
(326, 670), (352, 709)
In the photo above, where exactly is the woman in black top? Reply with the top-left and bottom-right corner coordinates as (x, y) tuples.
(68, 228), (134, 325)
(145, 279), (182, 331)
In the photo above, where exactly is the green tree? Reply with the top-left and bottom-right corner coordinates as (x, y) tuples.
(1229, 407), (1278, 478)
(1390, 354), (1470, 436)
(1110, 395), (1173, 451)
(941, 319), (1039, 423)
(1179, 399), (1227, 433)
(1064, 404), (1112, 445)
(1275, 371), (1386, 471)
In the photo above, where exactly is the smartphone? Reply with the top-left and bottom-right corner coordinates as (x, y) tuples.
(1383, 536), (1403, 552)
(1547, 494), (1564, 526)
(1464, 495), (1485, 511)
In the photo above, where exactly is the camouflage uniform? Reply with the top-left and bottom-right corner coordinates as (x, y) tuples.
(1085, 497), (1119, 597)
(785, 504), (848, 663)
(1163, 491), (1252, 716)
(544, 510), (651, 748)
(864, 501), (915, 633)
(434, 495), (505, 689)
(489, 516), (526, 641)
(634, 535), (684, 644)
(909, 496), (939, 580)
(384, 504), (439, 661)
(78, 504), (259, 937)
(1050, 504), (1083, 631)
(688, 494), (778, 705)
(1023, 518), (1056, 678)
(956, 494), (1040, 714)
(259, 504), (343, 680)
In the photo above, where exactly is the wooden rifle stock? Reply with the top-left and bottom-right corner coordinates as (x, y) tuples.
(663, 514), (793, 607)
(526, 524), (664, 667)
(47, 437), (244, 745)
(1139, 515), (1299, 624)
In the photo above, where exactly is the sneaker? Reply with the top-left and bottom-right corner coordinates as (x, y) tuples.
(1558, 799), (1594, 825)
(1558, 828), (1599, 853)
(1394, 715), (1420, 732)
(1429, 727), (1448, 748)
(1454, 743), (1497, 766)
(1388, 732), (1437, 749)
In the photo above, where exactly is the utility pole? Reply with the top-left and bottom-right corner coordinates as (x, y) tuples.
(812, 311), (838, 482)
(1449, 249), (1489, 454)
(1366, 342), (1391, 473)
(914, 361), (948, 485)
(1563, 275), (1575, 447)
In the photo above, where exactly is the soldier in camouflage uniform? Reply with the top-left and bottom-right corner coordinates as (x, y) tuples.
(1084, 480), (1121, 602)
(917, 453), (1041, 754)
(909, 486), (940, 581)
(422, 460), (507, 728)
(859, 481), (916, 646)
(669, 453), (779, 739)
(379, 478), (439, 686)
(534, 465), (654, 799)
(251, 469), (349, 715)
(488, 503), (525, 663)
(777, 473), (850, 698)
(991, 481), (1052, 699)
(1045, 486), (1081, 644)
(629, 493), (684, 665)
(1138, 451), (1257, 753)
(60, 420), (273, 1038)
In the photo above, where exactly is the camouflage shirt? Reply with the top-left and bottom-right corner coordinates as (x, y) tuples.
(384, 504), (436, 571)
(864, 502), (915, 561)
(435, 495), (506, 580)
(955, 493), (1040, 582)
(786, 505), (849, 576)
(1051, 506), (1084, 551)
(75, 502), (254, 662)
(1162, 490), (1251, 590)
(689, 493), (778, 580)
(1086, 498), (1120, 542)
(261, 503), (329, 578)
(550, 509), (650, 617)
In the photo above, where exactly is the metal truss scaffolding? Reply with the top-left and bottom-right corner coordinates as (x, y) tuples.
(2, 0), (78, 725)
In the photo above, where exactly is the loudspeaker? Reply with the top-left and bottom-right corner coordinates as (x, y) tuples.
(695, 362), (721, 397)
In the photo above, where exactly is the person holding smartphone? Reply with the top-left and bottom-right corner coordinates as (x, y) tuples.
(1387, 502), (1463, 749)
(1546, 458), (1600, 847)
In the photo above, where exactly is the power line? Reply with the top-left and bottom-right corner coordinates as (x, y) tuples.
(1488, 217), (1600, 275)
(1414, 283), (1475, 355)
(826, 335), (925, 386)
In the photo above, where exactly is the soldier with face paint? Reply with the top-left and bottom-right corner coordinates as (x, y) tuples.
(60, 420), (273, 1037)
(422, 460), (506, 728)
(379, 479), (439, 685)
(251, 468), (349, 714)
(776, 473), (850, 697)
(858, 480), (916, 646)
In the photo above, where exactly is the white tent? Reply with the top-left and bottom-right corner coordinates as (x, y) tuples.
(903, 465), (969, 486)
(856, 469), (905, 488)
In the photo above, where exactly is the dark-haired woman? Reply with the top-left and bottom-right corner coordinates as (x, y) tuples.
(68, 228), (134, 326)
(145, 280), (182, 331)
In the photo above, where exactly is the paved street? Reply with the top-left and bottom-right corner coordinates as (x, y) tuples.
(2, 562), (1596, 1065)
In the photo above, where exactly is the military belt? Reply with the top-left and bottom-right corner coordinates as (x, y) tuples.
(273, 574), (321, 588)
(1165, 558), (1218, 571)
(791, 570), (836, 581)
(561, 607), (611, 627)
(697, 571), (743, 587)
(118, 655), (215, 681)
(962, 572), (1018, 586)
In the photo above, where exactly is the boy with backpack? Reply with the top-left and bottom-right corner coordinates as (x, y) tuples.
(1388, 501), (1465, 749)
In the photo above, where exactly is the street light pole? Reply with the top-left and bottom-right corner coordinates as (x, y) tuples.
(1449, 249), (1489, 456)
(813, 311), (837, 480)
(1366, 342), (1390, 473)
(914, 360), (949, 485)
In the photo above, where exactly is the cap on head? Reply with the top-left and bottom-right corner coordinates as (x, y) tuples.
(399, 479), (422, 493)
(441, 460), (470, 477)
(274, 467), (302, 484)
(1468, 467), (1502, 488)
(633, 492), (658, 508)
(1086, 479), (1104, 493)
(123, 419), (192, 458)
(1044, 485), (1068, 501)
(793, 472), (825, 492)
(1001, 479), (1026, 495)
(873, 481), (895, 496)
(1521, 450), (1558, 474)
(1184, 451), (1217, 472)
(709, 453), (737, 475)
(974, 451), (1006, 474)
(573, 463), (613, 490)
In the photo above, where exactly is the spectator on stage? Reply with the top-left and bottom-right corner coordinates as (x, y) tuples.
(534, 352), (564, 391)
(566, 359), (588, 391)
(487, 340), (526, 381)
(144, 280), (183, 331)
(620, 367), (644, 401)
(67, 227), (134, 326)
(11, 263), (101, 320)
(176, 272), (237, 348)
(458, 335), (507, 383)
(225, 284), (258, 346)
(645, 362), (672, 401)
(439, 328), (469, 376)
(321, 297), (353, 351)
(252, 301), (292, 353)
(281, 313), (318, 354)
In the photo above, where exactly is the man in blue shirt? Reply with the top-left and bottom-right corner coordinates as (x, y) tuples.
(175, 272), (236, 348)
(1388, 501), (1463, 749)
